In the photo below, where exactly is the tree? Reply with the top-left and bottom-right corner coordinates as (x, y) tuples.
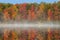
(53, 5), (59, 21)
(28, 5), (36, 21)
(47, 9), (53, 21)
(8, 5), (18, 20)
(37, 3), (46, 21)
(3, 9), (10, 21)
(19, 4), (27, 20)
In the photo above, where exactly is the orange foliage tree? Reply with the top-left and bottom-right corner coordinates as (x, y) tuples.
(28, 5), (36, 21)
(47, 9), (53, 21)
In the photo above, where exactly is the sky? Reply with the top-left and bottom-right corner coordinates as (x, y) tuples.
(0, 0), (60, 4)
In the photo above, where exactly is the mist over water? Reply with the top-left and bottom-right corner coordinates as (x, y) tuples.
(0, 21), (59, 40)
(0, 21), (60, 28)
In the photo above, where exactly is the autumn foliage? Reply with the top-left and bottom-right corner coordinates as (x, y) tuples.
(0, 2), (60, 22)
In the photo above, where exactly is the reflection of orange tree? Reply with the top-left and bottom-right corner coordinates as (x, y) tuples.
(19, 30), (28, 40)
(47, 28), (52, 40)
(28, 29), (38, 40)
(3, 30), (18, 40)
(3, 29), (10, 40)
(36, 33), (43, 40)
(8, 31), (18, 40)
(54, 29), (60, 40)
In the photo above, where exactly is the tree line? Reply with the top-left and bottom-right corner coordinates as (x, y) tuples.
(0, 1), (60, 22)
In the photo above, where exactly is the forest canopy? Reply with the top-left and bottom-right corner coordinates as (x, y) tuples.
(0, 1), (60, 22)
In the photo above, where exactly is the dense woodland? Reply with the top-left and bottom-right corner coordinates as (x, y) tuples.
(0, 1), (60, 22)
(0, 1), (60, 40)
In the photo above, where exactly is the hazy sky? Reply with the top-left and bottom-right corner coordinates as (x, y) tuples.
(0, 0), (59, 4)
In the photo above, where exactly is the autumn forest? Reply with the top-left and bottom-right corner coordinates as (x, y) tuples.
(0, 1), (60, 22)
(0, 1), (60, 40)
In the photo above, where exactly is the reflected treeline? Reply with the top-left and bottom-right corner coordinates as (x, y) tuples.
(0, 27), (60, 40)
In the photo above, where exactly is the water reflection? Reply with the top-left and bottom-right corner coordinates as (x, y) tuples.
(0, 27), (60, 40)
